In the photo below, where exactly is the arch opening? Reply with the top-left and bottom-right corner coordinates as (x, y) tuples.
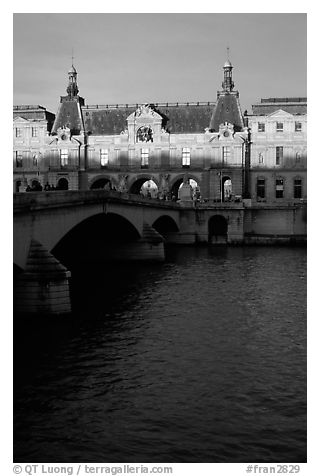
(152, 216), (179, 241)
(130, 178), (159, 198)
(221, 176), (232, 202)
(56, 178), (69, 190)
(90, 178), (112, 190)
(171, 178), (201, 201)
(15, 180), (21, 193)
(208, 215), (228, 244)
(51, 212), (141, 268)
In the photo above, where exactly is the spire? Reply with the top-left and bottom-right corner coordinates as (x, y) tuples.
(66, 51), (79, 97)
(222, 48), (234, 92)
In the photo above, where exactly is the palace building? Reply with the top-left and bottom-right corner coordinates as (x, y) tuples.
(13, 59), (307, 205)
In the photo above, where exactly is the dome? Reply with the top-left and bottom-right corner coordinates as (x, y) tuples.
(224, 59), (233, 68)
(68, 64), (77, 74)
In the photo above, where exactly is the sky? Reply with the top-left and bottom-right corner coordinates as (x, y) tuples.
(13, 13), (307, 114)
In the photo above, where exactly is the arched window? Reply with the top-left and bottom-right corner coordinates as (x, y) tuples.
(136, 126), (153, 143)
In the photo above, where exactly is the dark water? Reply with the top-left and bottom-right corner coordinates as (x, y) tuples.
(14, 246), (307, 463)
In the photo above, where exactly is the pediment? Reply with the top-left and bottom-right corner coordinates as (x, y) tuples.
(127, 104), (162, 123)
(13, 116), (30, 123)
(267, 109), (294, 119)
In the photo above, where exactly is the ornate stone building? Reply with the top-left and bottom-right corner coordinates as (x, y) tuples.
(13, 60), (307, 205)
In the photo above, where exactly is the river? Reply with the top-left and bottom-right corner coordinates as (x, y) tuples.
(14, 245), (307, 463)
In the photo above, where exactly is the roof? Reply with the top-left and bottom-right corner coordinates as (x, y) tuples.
(209, 93), (244, 132)
(52, 96), (84, 135)
(252, 97), (307, 115)
(82, 102), (216, 135)
(13, 105), (55, 122)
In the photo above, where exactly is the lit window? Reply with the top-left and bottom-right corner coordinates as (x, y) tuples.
(32, 127), (38, 137)
(15, 128), (22, 138)
(294, 178), (302, 199)
(15, 151), (22, 167)
(295, 122), (302, 132)
(276, 146), (283, 165)
(276, 122), (283, 132)
(182, 147), (191, 167)
(276, 178), (284, 198)
(141, 149), (149, 168)
(222, 146), (230, 162)
(100, 149), (109, 167)
(258, 122), (265, 132)
(60, 149), (69, 167)
(257, 178), (265, 199)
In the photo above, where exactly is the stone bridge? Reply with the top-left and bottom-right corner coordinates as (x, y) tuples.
(13, 190), (246, 314)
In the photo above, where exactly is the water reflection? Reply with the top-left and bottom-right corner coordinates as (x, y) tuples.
(14, 246), (306, 463)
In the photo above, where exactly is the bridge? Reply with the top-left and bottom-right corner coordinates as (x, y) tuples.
(13, 190), (306, 315)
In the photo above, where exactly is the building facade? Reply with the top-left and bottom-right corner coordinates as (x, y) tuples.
(13, 61), (307, 206)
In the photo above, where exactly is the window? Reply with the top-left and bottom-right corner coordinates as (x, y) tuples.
(276, 146), (283, 165)
(257, 178), (265, 199)
(294, 178), (302, 199)
(60, 149), (69, 167)
(258, 122), (265, 132)
(222, 146), (230, 163)
(258, 152), (264, 164)
(295, 152), (301, 163)
(32, 153), (38, 166)
(15, 151), (22, 167)
(182, 147), (191, 167)
(15, 128), (22, 138)
(295, 122), (302, 132)
(141, 149), (149, 168)
(276, 122), (283, 132)
(275, 178), (284, 198)
(32, 127), (38, 137)
(100, 149), (109, 167)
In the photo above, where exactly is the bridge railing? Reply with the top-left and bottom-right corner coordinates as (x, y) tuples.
(13, 189), (182, 212)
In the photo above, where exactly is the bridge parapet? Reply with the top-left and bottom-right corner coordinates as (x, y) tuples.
(13, 190), (181, 213)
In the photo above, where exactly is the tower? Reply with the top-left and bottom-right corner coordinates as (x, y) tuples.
(222, 59), (234, 93)
(66, 64), (79, 98)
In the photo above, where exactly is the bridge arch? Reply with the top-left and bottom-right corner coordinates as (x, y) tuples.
(51, 212), (141, 267)
(152, 215), (179, 242)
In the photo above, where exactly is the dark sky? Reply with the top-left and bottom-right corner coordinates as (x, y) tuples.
(13, 13), (307, 114)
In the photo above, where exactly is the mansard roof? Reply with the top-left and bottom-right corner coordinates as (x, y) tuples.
(82, 102), (215, 135)
(209, 92), (244, 132)
(252, 97), (307, 115)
